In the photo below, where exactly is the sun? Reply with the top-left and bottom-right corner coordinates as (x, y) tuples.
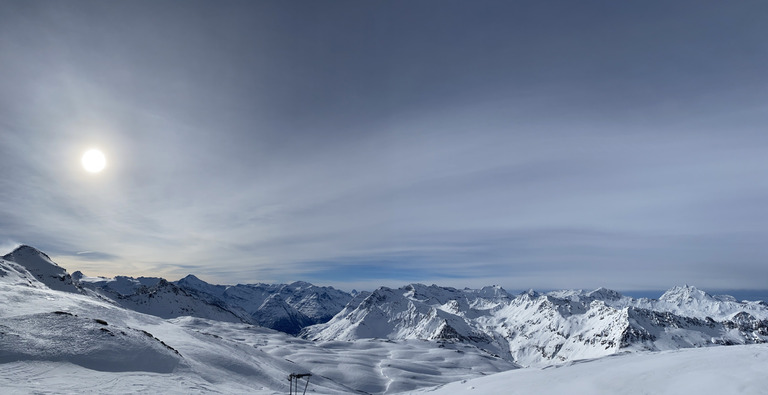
(81, 149), (107, 173)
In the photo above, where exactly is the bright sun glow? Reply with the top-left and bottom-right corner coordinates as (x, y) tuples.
(81, 149), (106, 173)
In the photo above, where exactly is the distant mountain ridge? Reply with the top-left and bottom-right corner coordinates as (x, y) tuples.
(302, 283), (768, 367)
(1, 245), (352, 334)
(72, 273), (354, 335)
(2, 244), (767, 368)
(175, 275), (353, 334)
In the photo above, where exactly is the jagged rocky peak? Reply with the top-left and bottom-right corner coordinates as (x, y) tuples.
(730, 311), (757, 324)
(401, 283), (469, 305)
(521, 288), (540, 298)
(345, 290), (371, 308)
(402, 283), (431, 298)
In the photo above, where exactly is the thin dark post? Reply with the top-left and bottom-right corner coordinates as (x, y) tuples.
(288, 373), (312, 395)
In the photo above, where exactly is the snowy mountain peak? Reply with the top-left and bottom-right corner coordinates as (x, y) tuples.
(3, 245), (57, 267)
(180, 274), (203, 282)
(586, 287), (623, 300)
(660, 285), (713, 303)
(2, 245), (80, 293)
(476, 285), (511, 299)
(174, 274), (225, 297)
(176, 274), (210, 288)
(4, 244), (45, 255)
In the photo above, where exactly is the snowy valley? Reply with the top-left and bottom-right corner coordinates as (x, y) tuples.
(2, 245), (768, 394)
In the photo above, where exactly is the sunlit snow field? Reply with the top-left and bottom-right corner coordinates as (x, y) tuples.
(410, 344), (768, 395)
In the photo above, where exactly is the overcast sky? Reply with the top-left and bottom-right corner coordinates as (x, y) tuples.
(1, 1), (767, 292)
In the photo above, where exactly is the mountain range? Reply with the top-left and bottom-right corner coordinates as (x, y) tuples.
(3, 244), (767, 372)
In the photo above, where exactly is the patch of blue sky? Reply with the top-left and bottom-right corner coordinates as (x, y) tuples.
(302, 257), (467, 284)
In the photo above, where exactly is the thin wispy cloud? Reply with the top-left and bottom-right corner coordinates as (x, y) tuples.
(1, 1), (767, 291)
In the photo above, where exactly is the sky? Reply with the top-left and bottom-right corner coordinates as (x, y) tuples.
(1, 1), (767, 292)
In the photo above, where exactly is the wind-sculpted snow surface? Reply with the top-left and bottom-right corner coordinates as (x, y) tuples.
(304, 283), (768, 367)
(409, 344), (768, 395)
(0, 311), (181, 372)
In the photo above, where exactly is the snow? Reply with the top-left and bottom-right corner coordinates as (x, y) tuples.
(0, 311), (181, 373)
(75, 274), (163, 296)
(408, 344), (768, 395)
(2, 245), (768, 394)
(0, 257), (515, 394)
(1, 245), (80, 293)
(306, 282), (768, 367)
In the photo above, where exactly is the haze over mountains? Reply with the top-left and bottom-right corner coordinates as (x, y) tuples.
(2, 244), (768, 394)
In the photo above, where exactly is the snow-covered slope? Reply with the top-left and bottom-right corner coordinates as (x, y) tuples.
(304, 283), (768, 367)
(1, 245), (81, 293)
(0, 311), (181, 372)
(409, 344), (768, 395)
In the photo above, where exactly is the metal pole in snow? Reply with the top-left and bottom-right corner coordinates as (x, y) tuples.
(288, 373), (312, 395)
